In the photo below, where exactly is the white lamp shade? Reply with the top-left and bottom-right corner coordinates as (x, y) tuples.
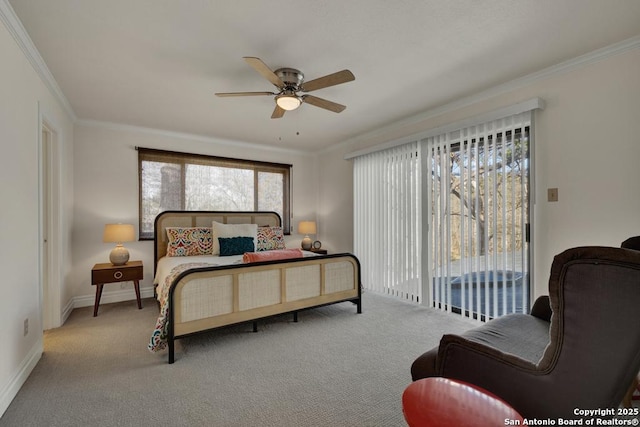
(103, 224), (135, 243)
(297, 221), (317, 235)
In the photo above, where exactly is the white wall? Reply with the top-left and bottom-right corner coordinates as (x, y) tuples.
(318, 46), (640, 299)
(71, 123), (319, 306)
(0, 8), (74, 417)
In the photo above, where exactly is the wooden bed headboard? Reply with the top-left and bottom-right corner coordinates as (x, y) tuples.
(153, 210), (282, 265)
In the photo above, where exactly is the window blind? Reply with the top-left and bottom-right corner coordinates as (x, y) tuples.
(353, 141), (421, 301)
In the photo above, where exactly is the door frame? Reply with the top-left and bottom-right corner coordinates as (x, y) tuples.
(39, 105), (62, 330)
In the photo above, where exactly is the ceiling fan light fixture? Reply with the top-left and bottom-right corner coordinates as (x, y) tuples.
(219, 58), (355, 117)
(276, 94), (301, 111)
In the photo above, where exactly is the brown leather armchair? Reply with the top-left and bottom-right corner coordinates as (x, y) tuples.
(410, 246), (640, 419)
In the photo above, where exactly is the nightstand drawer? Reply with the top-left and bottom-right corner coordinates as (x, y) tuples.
(91, 262), (143, 284)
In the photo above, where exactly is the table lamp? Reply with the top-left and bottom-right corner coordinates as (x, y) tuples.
(298, 221), (317, 250)
(103, 223), (135, 265)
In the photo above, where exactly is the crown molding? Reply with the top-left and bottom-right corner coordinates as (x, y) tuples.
(323, 34), (640, 156)
(0, 0), (76, 121)
(76, 119), (314, 157)
(344, 98), (545, 160)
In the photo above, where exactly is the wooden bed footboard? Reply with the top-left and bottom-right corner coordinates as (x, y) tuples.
(166, 253), (362, 363)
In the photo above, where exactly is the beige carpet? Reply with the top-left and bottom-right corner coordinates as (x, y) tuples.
(0, 292), (474, 427)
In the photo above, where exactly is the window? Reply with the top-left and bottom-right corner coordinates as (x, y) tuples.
(137, 148), (291, 239)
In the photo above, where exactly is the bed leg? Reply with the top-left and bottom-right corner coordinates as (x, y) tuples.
(168, 339), (175, 364)
(252, 321), (258, 333)
(293, 311), (298, 323)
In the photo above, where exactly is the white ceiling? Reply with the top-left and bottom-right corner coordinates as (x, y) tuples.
(8, 0), (640, 152)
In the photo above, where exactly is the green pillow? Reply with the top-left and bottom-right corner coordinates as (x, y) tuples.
(218, 236), (255, 256)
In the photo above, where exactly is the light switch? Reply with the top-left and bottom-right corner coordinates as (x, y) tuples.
(548, 188), (559, 202)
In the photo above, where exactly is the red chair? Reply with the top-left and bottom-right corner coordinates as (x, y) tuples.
(402, 377), (523, 427)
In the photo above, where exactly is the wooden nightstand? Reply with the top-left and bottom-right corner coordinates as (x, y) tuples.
(91, 261), (143, 317)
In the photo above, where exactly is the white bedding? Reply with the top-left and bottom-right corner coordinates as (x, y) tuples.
(154, 254), (241, 289)
(154, 251), (320, 300)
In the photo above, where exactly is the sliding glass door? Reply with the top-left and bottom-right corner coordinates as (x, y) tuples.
(353, 108), (534, 321)
(424, 113), (531, 319)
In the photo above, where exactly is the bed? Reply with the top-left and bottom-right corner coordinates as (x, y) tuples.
(148, 210), (362, 363)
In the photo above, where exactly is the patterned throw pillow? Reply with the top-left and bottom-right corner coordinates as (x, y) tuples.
(256, 226), (286, 251)
(218, 236), (255, 256)
(166, 227), (213, 257)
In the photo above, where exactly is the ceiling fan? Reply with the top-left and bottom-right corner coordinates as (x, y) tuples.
(215, 57), (355, 119)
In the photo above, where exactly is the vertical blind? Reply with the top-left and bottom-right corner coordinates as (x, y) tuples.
(425, 112), (531, 319)
(353, 105), (536, 320)
(353, 141), (421, 301)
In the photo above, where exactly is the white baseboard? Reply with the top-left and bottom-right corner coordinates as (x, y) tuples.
(0, 338), (42, 418)
(73, 286), (155, 308)
(61, 298), (74, 324)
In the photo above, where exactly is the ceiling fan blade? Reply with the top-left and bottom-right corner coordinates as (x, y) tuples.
(301, 70), (355, 92)
(244, 57), (285, 89)
(215, 91), (275, 97)
(271, 105), (285, 119)
(302, 95), (346, 113)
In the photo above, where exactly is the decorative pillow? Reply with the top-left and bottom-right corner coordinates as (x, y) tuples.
(218, 236), (255, 256)
(211, 221), (258, 255)
(243, 248), (303, 263)
(166, 227), (212, 257)
(257, 226), (286, 251)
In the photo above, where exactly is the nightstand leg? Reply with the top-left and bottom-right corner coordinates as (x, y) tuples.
(133, 280), (142, 309)
(93, 284), (104, 317)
